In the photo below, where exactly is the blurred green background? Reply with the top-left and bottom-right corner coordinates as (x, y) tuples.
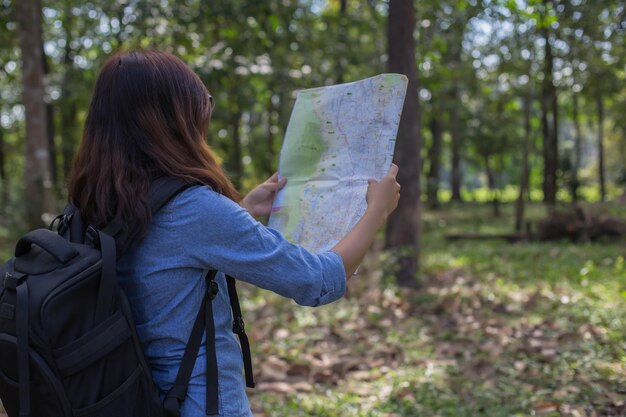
(1, 0), (625, 416)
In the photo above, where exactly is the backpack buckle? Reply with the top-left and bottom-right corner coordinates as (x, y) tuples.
(208, 281), (219, 300)
(85, 226), (99, 246)
(233, 317), (245, 335)
(3, 272), (25, 290)
(58, 213), (73, 235)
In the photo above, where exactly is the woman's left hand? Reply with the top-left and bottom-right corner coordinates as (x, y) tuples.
(240, 172), (287, 218)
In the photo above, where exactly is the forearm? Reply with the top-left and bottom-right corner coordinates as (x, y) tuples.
(332, 207), (386, 278)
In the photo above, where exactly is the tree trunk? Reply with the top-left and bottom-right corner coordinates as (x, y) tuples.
(541, 2), (557, 206)
(426, 111), (442, 209)
(0, 126), (7, 212)
(336, 0), (348, 84)
(46, 103), (58, 186)
(60, 101), (77, 179)
(449, 82), (462, 203)
(549, 67), (559, 204)
(540, 77), (551, 202)
(385, 0), (421, 287)
(597, 92), (605, 202)
(15, 0), (54, 228)
(60, 9), (78, 181)
(570, 92), (582, 202)
(39, 4), (58, 191)
(515, 93), (532, 232)
(484, 154), (499, 217)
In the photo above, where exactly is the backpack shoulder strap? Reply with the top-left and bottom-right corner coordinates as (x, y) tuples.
(58, 177), (196, 248)
(164, 270), (220, 417)
(147, 176), (195, 214)
(104, 177), (196, 254)
(226, 276), (255, 388)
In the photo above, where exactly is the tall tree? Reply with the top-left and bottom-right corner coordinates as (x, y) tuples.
(570, 90), (582, 202)
(514, 26), (534, 232)
(15, 0), (53, 227)
(449, 79), (463, 203)
(385, 0), (421, 287)
(438, 2), (483, 204)
(336, 0), (347, 84)
(596, 92), (606, 201)
(58, 1), (79, 181)
(540, 0), (558, 206)
(40, 31), (57, 189)
(0, 126), (7, 212)
(426, 103), (442, 209)
(515, 90), (533, 232)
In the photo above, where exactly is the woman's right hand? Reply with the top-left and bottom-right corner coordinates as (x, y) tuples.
(366, 163), (401, 221)
(332, 164), (401, 277)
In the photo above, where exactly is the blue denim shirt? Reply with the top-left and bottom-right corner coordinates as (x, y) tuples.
(117, 186), (346, 417)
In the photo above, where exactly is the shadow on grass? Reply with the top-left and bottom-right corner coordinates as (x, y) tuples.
(246, 202), (625, 416)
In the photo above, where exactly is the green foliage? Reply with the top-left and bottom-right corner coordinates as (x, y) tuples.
(0, 0), (624, 220)
(1, 2), (625, 415)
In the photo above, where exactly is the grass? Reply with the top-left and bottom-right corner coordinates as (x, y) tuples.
(0, 199), (623, 416)
(244, 201), (626, 417)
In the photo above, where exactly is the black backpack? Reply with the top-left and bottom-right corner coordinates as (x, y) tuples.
(0, 177), (254, 417)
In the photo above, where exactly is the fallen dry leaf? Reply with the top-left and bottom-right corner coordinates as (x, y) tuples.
(259, 355), (289, 381)
(256, 381), (294, 394)
(532, 402), (559, 414)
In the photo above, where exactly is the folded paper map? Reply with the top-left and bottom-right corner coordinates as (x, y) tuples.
(268, 73), (408, 253)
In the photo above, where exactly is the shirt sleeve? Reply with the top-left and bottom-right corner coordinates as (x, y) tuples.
(166, 186), (347, 307)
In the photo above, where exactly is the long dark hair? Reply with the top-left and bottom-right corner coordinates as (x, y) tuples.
(69, 50), (238, 242)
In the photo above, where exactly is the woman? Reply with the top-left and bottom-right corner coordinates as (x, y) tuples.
(69, 50), (400, 417)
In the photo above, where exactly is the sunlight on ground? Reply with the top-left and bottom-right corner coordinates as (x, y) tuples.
(0, 203), (623, 416)
(244, 202), (626, 417)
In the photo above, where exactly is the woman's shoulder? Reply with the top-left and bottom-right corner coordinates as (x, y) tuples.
(171, 184), (216, 203)
(155, 183), (254, 245)
(165, 184), (244, 220)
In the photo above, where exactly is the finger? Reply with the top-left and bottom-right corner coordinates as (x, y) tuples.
(368, 179), (377, 185)
(266, 172), (279, 183)
(387, 164), (399, 178)
(265, 176), (287, 191)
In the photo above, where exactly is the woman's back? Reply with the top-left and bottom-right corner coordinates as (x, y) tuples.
(117, 185), (346, 416)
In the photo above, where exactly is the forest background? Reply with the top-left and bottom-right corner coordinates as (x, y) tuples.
(1, 0), (625, 416)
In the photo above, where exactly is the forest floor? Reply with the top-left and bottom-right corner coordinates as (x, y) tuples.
(244, 202), (626, 417)
(0, 202), (623, 416)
